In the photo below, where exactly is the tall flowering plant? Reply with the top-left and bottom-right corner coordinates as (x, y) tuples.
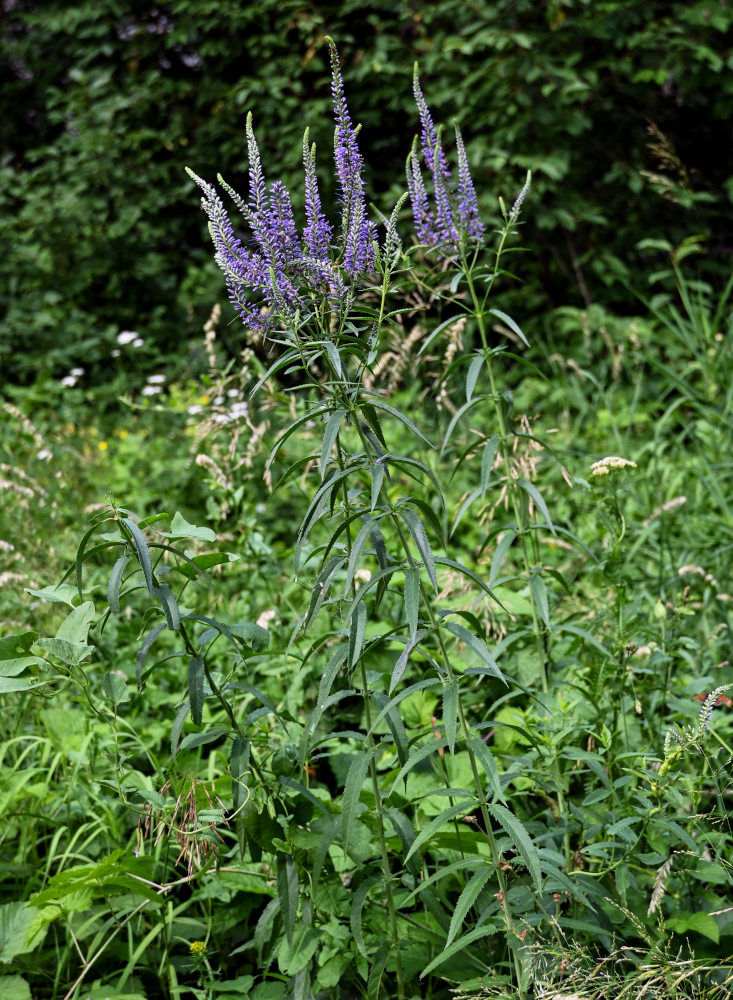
(186, 38), (545, 1000)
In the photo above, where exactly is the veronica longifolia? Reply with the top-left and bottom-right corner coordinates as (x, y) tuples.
(407, 65), (485, 256)
(186, 40), (378, 335)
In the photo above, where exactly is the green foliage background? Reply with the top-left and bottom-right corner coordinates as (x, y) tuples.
(2, 0), (732, 380)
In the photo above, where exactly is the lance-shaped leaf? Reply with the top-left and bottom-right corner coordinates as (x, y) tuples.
(399, 507), (438, 593)
(187, 656), (205, 726)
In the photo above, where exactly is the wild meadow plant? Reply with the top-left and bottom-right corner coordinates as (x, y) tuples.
(2, 39), (732, 1000)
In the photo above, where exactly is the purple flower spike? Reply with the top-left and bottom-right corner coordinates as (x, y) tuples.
(302, 130), (333, 261)
(407, 65), (485, 257)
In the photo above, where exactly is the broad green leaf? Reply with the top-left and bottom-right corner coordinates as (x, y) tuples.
(488, 803), (542, 890)
(0, 902), (47, 963)
(0, 975), (31, 1000)
(187, 657), (205, 727)
(228, 621), (270, 652)
(0, 632), (37, 660)
(55, 601), (94, 643)
(158, 511), (216, 541)
(276, 853), (299, 945)
(102, 672), (129, 707)
(446, 866), (492, 946)
(0, 656), (44, 678)
(34, 638), (93, 666)
(24, 584), (78, 607)
(0, 676), (50, 693)
(666, 912), (720, 943)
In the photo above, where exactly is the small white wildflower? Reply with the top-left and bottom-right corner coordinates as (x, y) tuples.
(60, 375), (78, 388)
(37, 449), (53, 461)
(214, 395), (224, 405)
(678, 564), (705, 577)
(187, 404), (203, 415)
(256, 609), (276, 629)
(70, 367), (85, 377)
(111, 348), (121, 358)
(141, 385), (162, 396)
(227, 388), (240, 398)
(147, 374), (166, 385)
(117, 330), (138, 345)
(132, 337), (145, 348)
(590, 455), (638, 477)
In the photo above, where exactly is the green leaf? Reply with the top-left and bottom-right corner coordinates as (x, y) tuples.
(405, 801), (474, 862)
(389, 732), (451, 796)
(0, 676), (50, 693)
(467, 738), (506, 804)
(122, 518), (155, 594)
(320, 408), (347, 479)
(368, 399), (434, 448)
(488, 307), (530, 347)
(390, 630), (428, 694)
(154, 584), (180, 631)
(666, 912), (720, 943)
(102, 672), (129, 707)
(529, 574), (551, 629)
(157, 511), (216, 541)
(230, 736), (250, 813)
(443, 678), (459, 755)
(488, 803), (542, 890)
(56, 601), (95, 644)
(400, 507), (438, 593)
(465, 353), (484, 402)
(180, 726), (230, 751)
(0, 656), (44, 678)
(24, 584), (77, 606)
(489, 531), (517, 586)
(443, 622), (506, 683)
(0, 975), (31, 1000)
(404, 566), (420, 641)
(276, 854), (299, 945)
(371, 691), (409, 768)
(0, 632), (38, 660)
(342, 747), (373, 855)
(0, 902), (47, 963)
(188, 657), (205, 727)
(350, 875), (380, 959)
(136, 622), (167, 688)
(516, 479), (556, 535)
(420, 924), (499, 978)
(170, 700), (190, 757)
(348, 602), (367, 668)
(481, 435), (501, 495)
(107, 553), (130, 613)
(34, 638), (93, 666)
(446, 866), (492, 946)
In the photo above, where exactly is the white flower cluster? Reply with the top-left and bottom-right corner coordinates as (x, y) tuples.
(590, 455), (638, 477)
(59, 367), (85, 388)
(141, 373), (166, 397)
(112, 330), (145, 357)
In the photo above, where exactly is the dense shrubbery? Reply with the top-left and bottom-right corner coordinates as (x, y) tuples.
(1, 33), (732, 1000)
(2, 0), (732, 380)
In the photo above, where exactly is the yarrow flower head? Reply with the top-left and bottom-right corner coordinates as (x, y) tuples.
(187, 39), (381, 336)
(406, 65), (485, 256)
(590, 456), (638, 477)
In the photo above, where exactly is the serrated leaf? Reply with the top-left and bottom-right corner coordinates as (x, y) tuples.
(488, 802), (542, 890)
(465, 353), (484, 403)
(446, 867), (492, 946)
(516, 478), (556, 534)
(400, 507), (438, 593)
(368, 399), (433, 448)
(529, 574), (551, 629)
(443, 678), (459, 755)
(404, 567), (420, 641)
(276, 854), (299, 945)
(122, 518), (154, 593)
(371, 691), (409, 767)
(467, 737), (505, 804)
(444, 622), (505, 683)
(350, 876), (380, 959)
(107, 553), (130, 614)
(389, 630), (427, 694)
(342, 747), (373, 855)
(320, 408), (347, 480)
(489, 307), (530, 347)
(405, 801), (475, 862)
(180, 726), (230, 751)
(388, 732), (451, 796)
(187, 657), (205, 727)
(154, 584), (180, 631)
(420, 924), (499, 978)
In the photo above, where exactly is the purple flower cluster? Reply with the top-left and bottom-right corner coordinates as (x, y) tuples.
(407, 66), (485, 255)
(187, 40), (376, 334)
